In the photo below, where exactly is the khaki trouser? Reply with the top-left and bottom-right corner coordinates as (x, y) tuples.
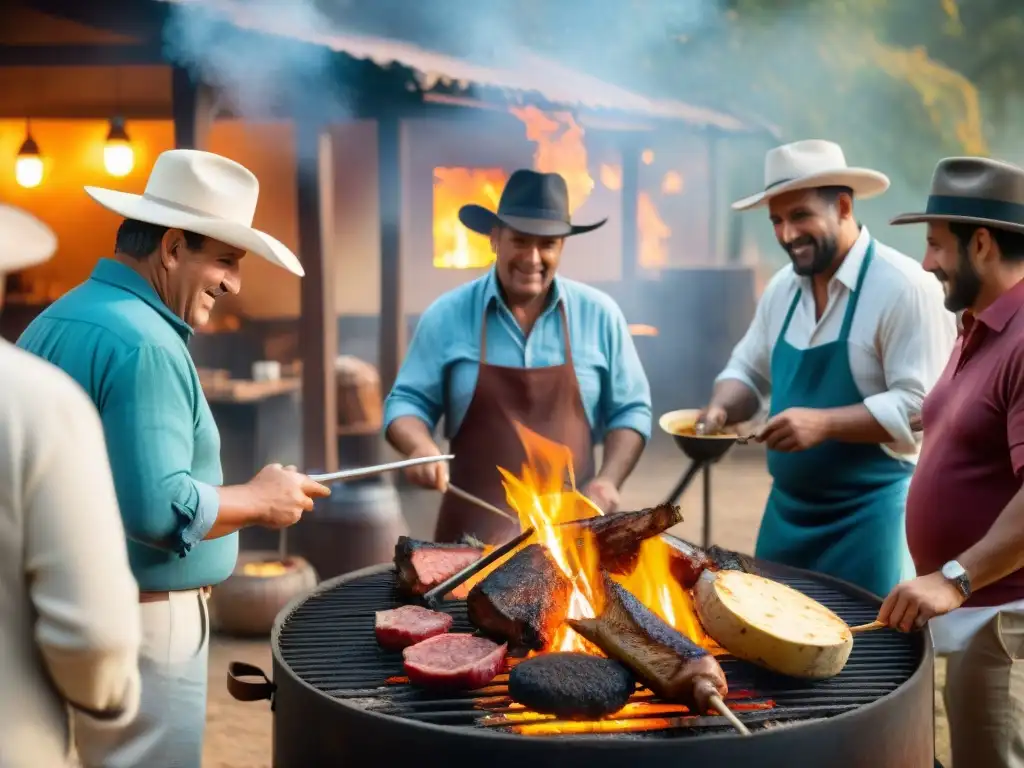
(73, 589), (210, 768)
(944, 611), (1024, 768)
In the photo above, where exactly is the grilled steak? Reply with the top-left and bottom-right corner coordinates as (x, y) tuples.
(568, 575), (727, 714)
(466, 544), (571, 651)
(394, 537), (483, 598)
(402, 633), (507, 689)
(375, 605), (454, 650)
(562, 504), (683, 575)
(509, 652), (636, 719)
(664, 536), (712, 588)
(664, 537), (760, 589)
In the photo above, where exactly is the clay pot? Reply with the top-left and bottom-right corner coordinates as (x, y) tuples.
(209, 551), (319, 637)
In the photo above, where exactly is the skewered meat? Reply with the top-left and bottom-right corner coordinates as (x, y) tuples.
(466, 544), (571, 650)
(394, 537), (483, 598)
(562, 503), (683, 575)
(664, 537), (760, 589)
(402, 633), (507, 689)
(509, 652), (636, 719)
(375, 605), (454, 650)
(568, 575), (727, 714)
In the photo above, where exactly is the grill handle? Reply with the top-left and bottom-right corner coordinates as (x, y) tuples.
(227, 661), (275, 703)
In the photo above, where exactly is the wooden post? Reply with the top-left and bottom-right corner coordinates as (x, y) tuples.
(171, 66), (214, 149)
(707, 130), (723, 263)
(620, 139), (640, 280)
(377, 114), (405, 396)
(296, 121), (339, 473)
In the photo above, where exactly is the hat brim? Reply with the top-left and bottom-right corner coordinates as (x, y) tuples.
(889, 211), (1024, 234)
(459, 204), (606, 238)
(731, 168), (891, 211)
(84, 187), (305, 277)
(0, 204), (57, 273)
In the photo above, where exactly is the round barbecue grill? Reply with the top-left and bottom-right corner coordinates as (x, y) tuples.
(229, 542), (935, 768)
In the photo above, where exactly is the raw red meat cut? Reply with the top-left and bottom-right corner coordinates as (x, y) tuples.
(375, 605), (454, 650)
(402, 634), (507, 689)
(394, 537), (483, 598)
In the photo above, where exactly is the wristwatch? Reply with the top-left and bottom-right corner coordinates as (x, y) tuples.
(941, 560), (972, 599)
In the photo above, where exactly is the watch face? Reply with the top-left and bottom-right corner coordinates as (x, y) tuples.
(942, 560), (966, 581)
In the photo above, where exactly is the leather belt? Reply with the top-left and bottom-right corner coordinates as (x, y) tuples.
(139, 586), (212, 603)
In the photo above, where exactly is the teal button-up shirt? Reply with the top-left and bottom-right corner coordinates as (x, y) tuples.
(384, 269), (652, 442)
(17, 258), (235, 591)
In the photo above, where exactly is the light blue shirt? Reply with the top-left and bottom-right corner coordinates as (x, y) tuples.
(384, 269), (652, 443)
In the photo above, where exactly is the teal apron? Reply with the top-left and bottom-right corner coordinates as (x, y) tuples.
(755, 241), (916, 597)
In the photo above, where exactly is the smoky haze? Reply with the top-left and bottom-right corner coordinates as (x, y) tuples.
(160, 0), (966, 266)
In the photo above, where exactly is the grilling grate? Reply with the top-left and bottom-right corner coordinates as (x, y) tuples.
(276, 565), (919, 737)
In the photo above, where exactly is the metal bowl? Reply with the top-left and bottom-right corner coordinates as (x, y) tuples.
(658, 409), (739, 463)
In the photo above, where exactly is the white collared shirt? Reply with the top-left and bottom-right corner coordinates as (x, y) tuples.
(717, 226), (958, 461)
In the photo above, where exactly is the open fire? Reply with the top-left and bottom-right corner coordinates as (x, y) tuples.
(433, 107), (673, 270)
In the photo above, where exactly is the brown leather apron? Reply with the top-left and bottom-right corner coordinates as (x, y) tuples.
(434, 302), (594, 545)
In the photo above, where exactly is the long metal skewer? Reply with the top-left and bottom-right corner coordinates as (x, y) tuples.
(422, 527), (535, 607)
(308, 454), (454, 483)
(446, 483), (518, 522)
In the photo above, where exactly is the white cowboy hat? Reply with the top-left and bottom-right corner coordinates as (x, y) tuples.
(732, 139), (890, 211)
(0, 204), (57, 273)
(84, 149), (304, 277)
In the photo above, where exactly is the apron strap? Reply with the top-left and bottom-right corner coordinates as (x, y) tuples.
(838, 240), (876, 342)
(558, 302), (574, 367)
(779, 286), (802, 341)
(479, 303), (490, 363)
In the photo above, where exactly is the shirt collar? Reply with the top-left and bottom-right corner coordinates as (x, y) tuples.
(971, 277), (1024, 334)
(483, 267), (564, 313)
(89, 258), (194, 341)
(831, 225), (872, 291)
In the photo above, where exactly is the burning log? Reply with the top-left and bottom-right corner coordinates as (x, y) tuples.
(508, 652), (636, 720)
(394, 537), (483, 598)
(466, 544), (572, 651)
(568, 575), (727, 714)
(562, 503), (683, 575)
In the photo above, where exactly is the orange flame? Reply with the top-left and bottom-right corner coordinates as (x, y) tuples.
(475, 422), (713, 653)
(638, 192), (670, 268)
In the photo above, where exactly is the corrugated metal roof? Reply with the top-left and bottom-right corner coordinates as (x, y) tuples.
(158, 0), (770, 133)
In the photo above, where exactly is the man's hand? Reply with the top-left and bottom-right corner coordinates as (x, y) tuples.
(877, 572), (966, 632)
(695, 404), (728, 435)
(403, 442), (449, 492)
(757, 408), (830, 452)
(582, 476), (621, 514)
(247, 463), (331, 529)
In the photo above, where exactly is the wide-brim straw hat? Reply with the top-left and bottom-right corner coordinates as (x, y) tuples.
(732, 139), (890, 211)
(85, 149), (304, 276)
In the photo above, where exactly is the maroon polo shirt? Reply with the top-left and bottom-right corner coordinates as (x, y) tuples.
(906, 278), (1024, 607)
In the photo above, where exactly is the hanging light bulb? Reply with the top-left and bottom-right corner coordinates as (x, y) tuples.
(103, 117), (134, 177)
(15, 123), (43, 189)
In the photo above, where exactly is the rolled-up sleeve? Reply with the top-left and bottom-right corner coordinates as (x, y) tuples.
(383, 307), (446, 433)
(600, 303), (652, 441)
(25, 375), (141, 723)
(101, 345), (217, 556)
(865, 278), (957, 453)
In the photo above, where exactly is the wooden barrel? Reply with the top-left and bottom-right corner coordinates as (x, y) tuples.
(335, 355), (382, 435)
(208, 552), (319, 637)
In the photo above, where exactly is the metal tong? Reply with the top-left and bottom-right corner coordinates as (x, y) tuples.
(422, 527), (535, 607)
(308, 454), (455, 483)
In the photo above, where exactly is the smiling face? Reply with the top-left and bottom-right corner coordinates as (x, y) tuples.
(491, 226), (565, 303)
(158, 229), (244, 327)
(768, 188), (852, 277)
(922, 221), (985, 312)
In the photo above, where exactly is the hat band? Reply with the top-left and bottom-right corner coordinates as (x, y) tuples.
(497, 204), (570, 223)
(925, 194), (1024, 226)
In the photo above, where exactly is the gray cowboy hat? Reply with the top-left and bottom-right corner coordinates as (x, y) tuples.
(890, 156), (1024, 234)
(459, 169), (607, 237)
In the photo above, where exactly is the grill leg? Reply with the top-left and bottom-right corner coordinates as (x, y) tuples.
(702, 463), (712, 549)
(664, 460), (704, 506)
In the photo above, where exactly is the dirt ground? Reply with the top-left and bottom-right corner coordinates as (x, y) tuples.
(200, 440), (952, 767)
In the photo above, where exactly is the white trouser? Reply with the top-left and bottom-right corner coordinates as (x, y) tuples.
(73, 589), (210, 768)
